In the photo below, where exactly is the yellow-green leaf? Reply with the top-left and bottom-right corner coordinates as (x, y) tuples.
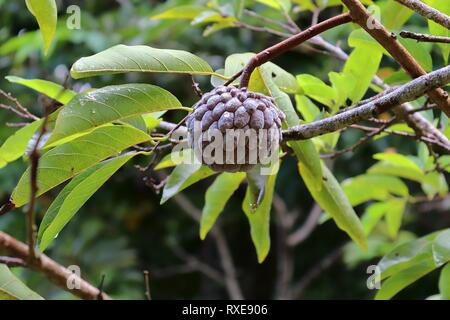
(200, 172), (245, 239)
(38, 152), (142, 252)
(243, 165), (279, 263)
(25, 0), (57, 55)
(11, 125), (150, 208)
(0, 265), (43, 300)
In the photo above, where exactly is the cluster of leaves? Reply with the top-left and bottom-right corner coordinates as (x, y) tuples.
(0, 0), (449, 299)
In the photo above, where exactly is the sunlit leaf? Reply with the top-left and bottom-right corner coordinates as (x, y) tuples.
(342, 174), (408, 206)
(150, 5), (207, 20)
(25, 0), (57, 54)
(385, 198), (407, 239)
(0, 120), (42, 169)
(343, 45), (382, 103)
(297, 74), (336, 107)
(5, 76), (76, 104)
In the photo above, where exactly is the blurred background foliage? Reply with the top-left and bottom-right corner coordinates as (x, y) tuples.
(0, 0), (449, 299)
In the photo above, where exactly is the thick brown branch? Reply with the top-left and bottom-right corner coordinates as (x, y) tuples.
(341, 0), (450, 116)
(283, 65), (450, 142)
(394, 0), (450, 29)
(400, 30), (450, 43)
(236, 13), (352, 88)
(0, 231), (111, 300)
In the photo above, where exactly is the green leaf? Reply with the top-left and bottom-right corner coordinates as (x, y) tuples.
(255, 0), (291, 12)
(348, 29), (385, 53)
(425, 0), (449, 64)
(375, 259), (436, 300)
(11, 125), (150, 208)
(342, 174), (408, 206)
(161, 164), (215, 204)
(203, 20), (237, 36)
(200, 172), (245, 240)
(378, 231), (442, 279)
(150, 5), (207, 20)
(385, 198), (407, 239)
(329, 71), (357, 108)
(154, 149), (194, 170)
(379, 0), (414, 30)
(297, 74), (336, 107)
(343, 46), (382, 103)
(25, 0), (57, 55)
(261, 68), (323, 189)
(37, 152), (140, 251)
(361, 202), (389, 236)
(369, 153), (425, 182)
(47, 84), (181, 145)
(0, 120), (42, 169)
(242, 164), (279, 263)
(398, 38), (433, 72)
(5, 76), (76, 105)
(439, 263), (450, 300)
(432, 229), (450, 266)
(70, 45), (215, 79)
(0, 265), (43, 300)
(299, 162), (367, 250)
(421, 171), (448, 199)
(295, 95), (320, 123)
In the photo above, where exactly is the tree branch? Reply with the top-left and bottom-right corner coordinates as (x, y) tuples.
(341, 0), (450, 116)
(0, 231), (112, 300)
(233, 13), (352, 88)
(394, 0), (450, 29)
(283, 65), (450, 142)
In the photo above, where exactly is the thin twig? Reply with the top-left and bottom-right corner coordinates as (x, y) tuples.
(191, 75), (203, 97)
(0, 256), (27, 268)
(233, 21), (292, 38)
(286, 203), (322, 247)
(143, 270), (152, 300)
(0, 89), (39, 120)
(321, 117), (397, 159)
(400, 31), (450, 43)
(243, 9), (294, 32)
(96, 274), (106, 300)
(26, 107), (50, 262)
(169, 192), (244, 299)
(289, 245), (344, 299)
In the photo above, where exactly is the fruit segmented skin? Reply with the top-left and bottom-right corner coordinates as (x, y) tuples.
(187, 86), (286, 172)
